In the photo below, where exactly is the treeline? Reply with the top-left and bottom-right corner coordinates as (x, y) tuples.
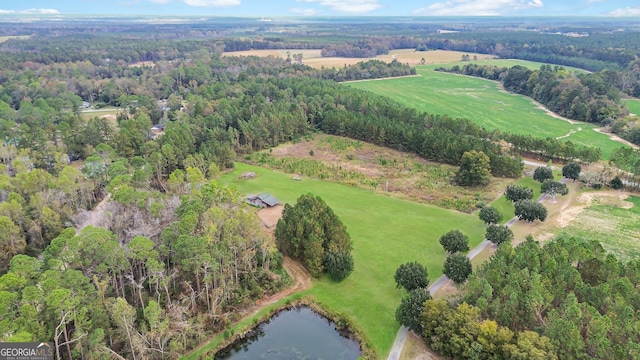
(439, 63), (628, 124)
(462, 236), (640, 359)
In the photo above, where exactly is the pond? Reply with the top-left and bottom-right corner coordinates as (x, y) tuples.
(215, 306), (361, 360)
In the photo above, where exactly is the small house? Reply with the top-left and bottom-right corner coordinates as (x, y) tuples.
(246, 193), (280, 208)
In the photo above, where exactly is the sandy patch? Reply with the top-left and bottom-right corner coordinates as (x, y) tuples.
(400, 331), (445, 360)
(256, 205), (284, 229)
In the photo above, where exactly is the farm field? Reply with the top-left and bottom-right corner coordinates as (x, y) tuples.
(348, 63), (627, 160)
(219, 162), (486, 357)
(223, 48), (495, 68)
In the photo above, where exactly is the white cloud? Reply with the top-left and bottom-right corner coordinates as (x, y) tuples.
(0, 8), (60, 14)
(414, 0), (544, 16)
(290, 8), (318, 16)
(181, 0), (240, 6)
(608, 6), (640, 16)
(296, 0), (382, 13)
(146, 0), (240, 6)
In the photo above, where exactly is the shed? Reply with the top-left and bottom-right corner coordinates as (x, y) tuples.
(246, 193), (280, 208)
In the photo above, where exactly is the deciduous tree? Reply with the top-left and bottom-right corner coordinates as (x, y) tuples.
(444, 253), (472, 285)
(394, 262), (429, 291)
(455, 150), (492, 187)
(439, 229), (470, 254)
(479, 206), (503, 225)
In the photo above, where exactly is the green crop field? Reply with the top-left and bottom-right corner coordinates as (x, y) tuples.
(217, 162), (486, 357)
(348, 62), (627, 160)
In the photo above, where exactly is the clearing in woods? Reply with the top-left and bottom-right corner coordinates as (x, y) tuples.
(222, 49), (495, 68)
(218, 162), (486, 357)
(246, 134), (513, 213)
(349, 62), (628, 160)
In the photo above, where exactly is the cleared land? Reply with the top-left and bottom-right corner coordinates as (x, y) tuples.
(0, 35), (30, 43)
(348, 62), (627, 160)
(554, 194), (640, 262)
(223, 49), (495, 69)
(626, 99), (640, 115)
(247, 134), (513, 213)
(219, 162), (486, 357)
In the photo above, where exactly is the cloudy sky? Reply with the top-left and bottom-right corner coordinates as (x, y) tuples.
(1, 0), (639, 17)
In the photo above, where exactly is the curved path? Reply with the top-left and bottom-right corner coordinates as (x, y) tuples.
(388, 161), (559, 360)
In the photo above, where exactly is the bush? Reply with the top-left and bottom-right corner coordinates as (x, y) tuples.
(394, 262), (429, 291)
(439, 229), (470, 254)
(610, 176), (624, 190)
(479, 206), (503, 225)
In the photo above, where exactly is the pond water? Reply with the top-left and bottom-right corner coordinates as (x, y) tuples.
(215, 307), (361, 360)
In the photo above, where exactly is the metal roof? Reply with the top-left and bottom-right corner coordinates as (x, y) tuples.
(257, 193), (279, 207)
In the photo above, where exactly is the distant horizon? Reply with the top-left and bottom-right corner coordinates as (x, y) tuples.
(1, 0), (639, 17)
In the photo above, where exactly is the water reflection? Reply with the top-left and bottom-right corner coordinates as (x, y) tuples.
(215, 307), (361, 360)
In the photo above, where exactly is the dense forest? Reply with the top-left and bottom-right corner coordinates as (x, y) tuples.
(460, 236), (640, 359)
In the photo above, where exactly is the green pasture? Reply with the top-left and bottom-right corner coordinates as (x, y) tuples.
(348, 62), (627, 160)
(626, 99), (640, 116)
(556, 195), (640, 262)
(218, 162), (486, 357)
(490, 177), (542, 222)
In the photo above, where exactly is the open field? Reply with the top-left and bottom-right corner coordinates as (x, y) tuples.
(348, 63), (627, 160)
(80, 107), (122, 124)
(0, 35), (30, 43)
(223, 48), (495, 69)
(626, 99), (640, 116)
(554, 194), (640, 262)
(247, 134), (513, 213)
(219, 162), (486, 357)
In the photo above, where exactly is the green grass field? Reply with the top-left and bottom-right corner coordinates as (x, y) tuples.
(626, 99), (640, 116)
(218, 162), (486, 357)
(490, 177), (542, 222)
(348, 62), (627, 160)
(557, 195), (640, 262)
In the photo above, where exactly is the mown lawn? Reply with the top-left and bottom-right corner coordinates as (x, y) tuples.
(490, 177), (542, 222)
(217, 162), (486, 357)
(348, 62), (627, 160)
(626, 99), (640, 115)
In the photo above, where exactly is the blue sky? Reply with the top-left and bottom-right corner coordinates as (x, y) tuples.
(1, 0), (639, 17)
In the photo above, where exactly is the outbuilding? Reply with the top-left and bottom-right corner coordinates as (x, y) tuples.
(246, 193), (280, 208)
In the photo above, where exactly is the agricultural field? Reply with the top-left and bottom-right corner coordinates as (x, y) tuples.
(223, 48), (495, 69)
(80, 106), (122, 123)
(219, 162), (486, 357)
(245, 134), (513, 213)
(348, 63), (627, 160)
